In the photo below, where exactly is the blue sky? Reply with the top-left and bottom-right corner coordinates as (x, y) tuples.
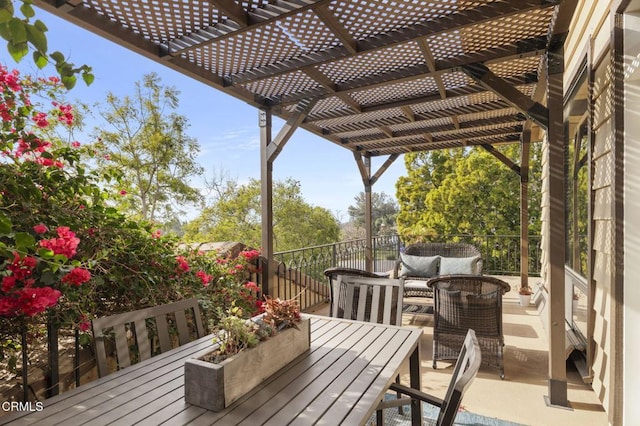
(1, 8), (406, 221)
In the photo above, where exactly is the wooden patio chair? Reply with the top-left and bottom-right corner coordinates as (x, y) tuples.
(92, 298), (205, 377)
(384, 329), (482, 426)
(330, 275), (407, 422)
(330, 275), (404, 326)
(323, 267), (391, 317)
(427, 275), (510, 379)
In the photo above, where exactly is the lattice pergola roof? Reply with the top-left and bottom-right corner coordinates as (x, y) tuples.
(35, 0), (565, 156)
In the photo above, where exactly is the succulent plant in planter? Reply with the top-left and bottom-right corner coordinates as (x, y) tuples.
(185, 296), (311, 411)
(203, 297), (302, 364)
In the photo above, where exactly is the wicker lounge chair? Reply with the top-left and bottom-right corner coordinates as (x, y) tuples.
(395, 243), (483, 298)
(427, 275), (510, 379)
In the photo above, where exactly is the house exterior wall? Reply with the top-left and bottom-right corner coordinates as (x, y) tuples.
(541, 0), (623, 423)
(623, 6), (640, 425)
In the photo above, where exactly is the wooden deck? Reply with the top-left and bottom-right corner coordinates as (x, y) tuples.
(307, 276), (608, 426)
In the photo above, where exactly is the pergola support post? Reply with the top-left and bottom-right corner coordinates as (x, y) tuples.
(353, 153), (400, 272)
(545, 40), (568, 408)
(521, 125), (531, 290)
(259, 108), (274, 296)
(364, 157), (373, 272)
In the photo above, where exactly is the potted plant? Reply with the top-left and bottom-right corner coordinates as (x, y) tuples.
(572, 292), (580, 311)
(518, 286), (533, 306)
(184, 296), (310, 411)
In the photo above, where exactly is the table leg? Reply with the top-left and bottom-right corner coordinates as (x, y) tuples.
(409, 344), (423, 426)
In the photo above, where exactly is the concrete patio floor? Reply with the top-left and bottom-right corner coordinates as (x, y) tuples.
(309, 276), (608, 426)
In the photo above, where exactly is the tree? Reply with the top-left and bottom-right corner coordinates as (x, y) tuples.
(346, 191), (399, 236)
(183, 178), (341, 252)
(396, 145), (541, 243)
(91, 73), (204, 225)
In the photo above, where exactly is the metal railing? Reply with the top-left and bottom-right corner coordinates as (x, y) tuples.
(267, 234), (542, 312)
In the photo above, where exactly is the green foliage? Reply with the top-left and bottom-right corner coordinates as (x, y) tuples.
(91, 73), (204, 225)
(0, 65), (260, 376)
(347, 191), (398, 236)
(396, 145), (542, 243)
(0, 1), (93, 88)
(184, 178), (341, 251)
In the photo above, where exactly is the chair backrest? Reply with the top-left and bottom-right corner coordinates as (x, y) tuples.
(92, 298), (205, 377)
(438, 329), (482, 425)
(428, 275), (510, 338)
(331, 275), (405, 325)
(400, 242), (483, 275)
(323, 267), (390, 316)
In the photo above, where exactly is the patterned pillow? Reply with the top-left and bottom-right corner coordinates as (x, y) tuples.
(439, 256), (481, 275)
(399, 254), (440, 278)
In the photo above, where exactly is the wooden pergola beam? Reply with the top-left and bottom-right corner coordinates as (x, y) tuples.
(206, 0), (249, 28)
(343, 114), (525, 144)
(348, 125), (523, 148)
(323, 99), (512, 135)
(229, 0), (559, 84)
(481, 144), (521, 175)
(368, 134), (522, 156)
(281, 37), (546, 105)
(314, 5), (357, 54)
(462, 62), (549, 129)
(266, 98), (320, 162)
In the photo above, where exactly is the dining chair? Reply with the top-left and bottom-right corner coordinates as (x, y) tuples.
(330, 275), (405, 326)
(330, 274), (407, 423)
(385, 329), (482, 426)
(427, 274), (510, 379)
(92, 298), (205, 377)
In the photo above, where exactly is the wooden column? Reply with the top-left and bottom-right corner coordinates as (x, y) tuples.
(520, 126), (531, 290)
(546, 41), (568, 408)
(364, 156), (373, 272)
(259, 108), (274, 296)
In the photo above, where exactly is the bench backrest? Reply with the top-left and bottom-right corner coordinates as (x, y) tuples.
(92, 298), (205, 377)
(396, 243), (483, 277)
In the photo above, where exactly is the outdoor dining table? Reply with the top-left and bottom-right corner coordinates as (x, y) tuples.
(0, 314), (424, 425)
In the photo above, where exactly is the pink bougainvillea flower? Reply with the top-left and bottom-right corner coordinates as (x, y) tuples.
(39, 226), (80, 259)
(244, 281), (260, 292)
(18, 287), (62, 316)
(103, 154), (110, 160)
(78, 314), (91, 332)
(196, 270), (212, 287)
(33, 112), (49, 128)
(1, 276), (17, 292)
(151, 229), (162, 239)
(33, 223), (48, 234)
(119, 190), (127, 196)
(6, 252), (37, 281)
(240, 249), (261, 260)
(61, 267), (91, 286)
(57, 104), (74, 126)
(71, 141), (81, 148)
(175, 256), (190, 273)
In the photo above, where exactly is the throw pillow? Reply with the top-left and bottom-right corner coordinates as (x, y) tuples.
(439, 256), (481, 275)
(399, 254), (440, 278)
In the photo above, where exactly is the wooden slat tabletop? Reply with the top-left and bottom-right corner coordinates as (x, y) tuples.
(0, 315), (423, 426)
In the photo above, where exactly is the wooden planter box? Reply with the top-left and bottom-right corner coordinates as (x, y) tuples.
(184, 317), (311, 411)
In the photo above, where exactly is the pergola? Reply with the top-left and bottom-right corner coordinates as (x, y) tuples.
(34, 0), (578, 408)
